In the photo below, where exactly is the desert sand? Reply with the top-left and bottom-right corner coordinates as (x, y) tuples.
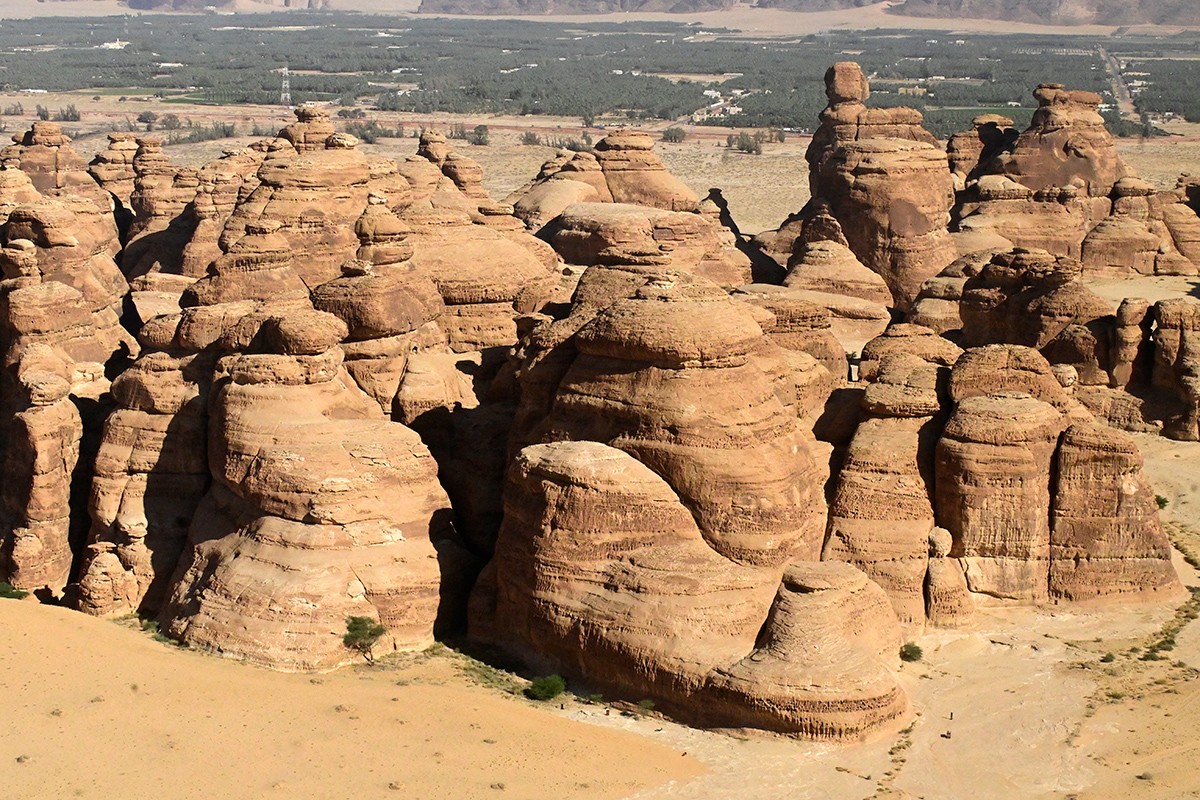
(0, 600), (702, 800)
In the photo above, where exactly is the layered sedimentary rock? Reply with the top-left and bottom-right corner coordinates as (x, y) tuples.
(0, 356), (81, 597)
(906, 251), (990, 336)
(819, 139), (957, 311)
(546, 202), (751, 288)
(88, 132), (141, 209)
(220, 128), (371, 288)
(783, 207), (893, 305)
(936, 391), (1066, 601)
(471, 441), (908, 739)
(312, 196), (449, 413)
(823, 354), (944, 626)
(984, 85), (1127, 197)
(1150, 297), (1200, 440)
(159, 309), (455, 670)
(806, 62), (940, 199)
(1049, 422), (1179, 601)
(123, 139), (198, 278)
(859, 323), (962, 382)
(516, 271), (828, 566)
(958, 248), (1114, 383)
(74, 349), (210, 615)
(509, 131), (702, 238)
(0, 80), (1186, 740)
(177, 144), (269, 280)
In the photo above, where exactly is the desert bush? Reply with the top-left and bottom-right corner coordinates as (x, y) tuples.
(0, 582), (29, 600)
(525, 674), (566, 700)
(520, 130), (542, 145)
(661, 126), (686, 142)
(343, 120), (403, 143)
(899, 643), (923, 662)
(467, 124), (490, 145)
(344, 616), (386, 664)
(725, 131), (762, 155)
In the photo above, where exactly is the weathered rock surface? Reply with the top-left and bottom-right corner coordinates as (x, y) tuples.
(1049, 422), (1180, 602)
(159, 310), (455, 670)
(823, 354), (943, 626)
(471, 441), (908, 739)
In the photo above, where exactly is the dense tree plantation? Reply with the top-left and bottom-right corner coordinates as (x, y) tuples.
(0, 14), (1195, 136)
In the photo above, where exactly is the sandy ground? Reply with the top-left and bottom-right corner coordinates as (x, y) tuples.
(0, 601), (702, 800)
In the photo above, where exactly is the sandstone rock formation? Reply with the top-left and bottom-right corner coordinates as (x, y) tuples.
(512, 270), (828, 567)
(805, 62), (940, 199)
(545, 202), (751, 288)
(158, 309), (456, 670)
(510, 131), (701, 232)
(471, 440), (908, 739)
(823, 354), (944, 626)
(0, 83), (1186, 744)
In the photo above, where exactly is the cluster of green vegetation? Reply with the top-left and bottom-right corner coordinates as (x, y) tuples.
(447, 122), (491, 146)
(0, 581), (29, 600)
(1119, 57), (1200, 122)
(0, 15), (1196, 138)
(343, 120), (406, 143)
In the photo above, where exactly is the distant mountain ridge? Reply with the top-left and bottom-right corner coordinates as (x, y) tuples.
(892, 0), (1200, 26)
(413, 0), (737, 12)
(415, 0), (1200, 24)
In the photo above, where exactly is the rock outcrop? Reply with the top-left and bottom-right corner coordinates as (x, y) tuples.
(471, 441), (908, 740)
(158, 309), (456, 670)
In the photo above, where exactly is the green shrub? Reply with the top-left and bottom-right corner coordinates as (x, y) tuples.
(520, 130), (542, 146)
(343, 616), (386, 664)
(0, 582), (29, 600)
(899, 643), (923, 662)
(525, 674), (566, 700)
(1100, 652), (1116, 663)
(1156, 495), (1169, 509)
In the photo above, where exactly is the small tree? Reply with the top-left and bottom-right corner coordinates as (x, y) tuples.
(343, 616), (386, 664)
(467, 124), (490, 146)
(661, 126), (686, 143)
(899, 642), (923, 662)
(136, 110), (158, 131)
(159, 113), (182, 130)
